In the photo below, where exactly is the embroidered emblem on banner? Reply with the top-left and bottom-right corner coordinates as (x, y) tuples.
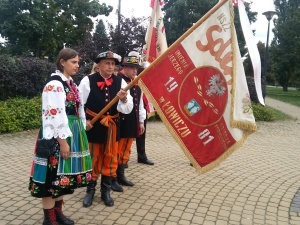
(184, 99), (201, 116)
(206, 74), (226, 97)
(179, 67), (228, 127)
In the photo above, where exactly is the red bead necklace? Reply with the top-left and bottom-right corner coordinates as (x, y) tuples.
(66, 80), (81, 117)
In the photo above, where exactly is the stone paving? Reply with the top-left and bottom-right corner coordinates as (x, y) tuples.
(0, 97), (300, 225)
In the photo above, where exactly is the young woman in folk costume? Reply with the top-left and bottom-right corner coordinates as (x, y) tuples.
(29, 48), (92, 225)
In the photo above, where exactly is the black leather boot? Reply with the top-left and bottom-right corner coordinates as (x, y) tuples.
(43, 207), (58, 225)
(101, 176), (114, 206)
(117, 164), (134, 186)
(83, 180), (97, 207)
(111, 177), (123, 192)
(54, 200), (74, 225)
(136, 124), (154, 165)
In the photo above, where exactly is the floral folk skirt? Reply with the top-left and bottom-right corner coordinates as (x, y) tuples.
(29, 115), (92, 198)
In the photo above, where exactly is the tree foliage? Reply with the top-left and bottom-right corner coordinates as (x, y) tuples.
(0, 0), (113, 59)
(108, 15), (148, 58)
(163, 0), (257, 56)
(73, 19), (110, 65)
(95, 19), (108, 39)
(71, 19), (111, 84)
(270, 0), (300, 91)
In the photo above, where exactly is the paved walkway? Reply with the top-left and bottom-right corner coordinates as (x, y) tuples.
(0, 97), (300, 225)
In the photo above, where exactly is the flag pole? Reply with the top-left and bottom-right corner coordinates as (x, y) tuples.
(90, 0), (228, 125)
(90, 80), (138, 125)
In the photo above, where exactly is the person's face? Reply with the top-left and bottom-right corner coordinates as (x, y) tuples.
(98, 59), (116, 78)
(60, 55), (79, 77)
(113, 67), (118, 75)
(94, 65), (99, 73)
(123, 66), (138, 80)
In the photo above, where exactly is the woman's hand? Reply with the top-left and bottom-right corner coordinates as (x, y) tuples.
(57, 138), (70, 159)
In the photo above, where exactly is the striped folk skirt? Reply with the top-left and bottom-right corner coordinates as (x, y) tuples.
(29, 115), (92, 198)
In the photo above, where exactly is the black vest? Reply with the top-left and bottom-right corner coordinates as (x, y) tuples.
(84, 73), (122, 143)
(118, 73), (142, 138)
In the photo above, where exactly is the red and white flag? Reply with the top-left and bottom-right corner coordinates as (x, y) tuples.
(141, 0), (168, 118)
(142, 0), (168, 63)
(139, 0), (257, 174)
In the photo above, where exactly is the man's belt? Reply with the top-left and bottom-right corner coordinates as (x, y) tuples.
(86, 108), (119, 157)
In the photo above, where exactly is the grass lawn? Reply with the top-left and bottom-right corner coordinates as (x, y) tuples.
(266, 86), (300, 107)
(270, 107), (293, 120)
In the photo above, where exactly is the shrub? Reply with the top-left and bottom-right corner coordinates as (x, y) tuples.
(252, 102), (276, 121)
(0, 97), (289, 134)
(0, 96), (41, 133)
(0, 55), (95, 100)
(0, 55), (55, 100)
(148, 112), (161, 122)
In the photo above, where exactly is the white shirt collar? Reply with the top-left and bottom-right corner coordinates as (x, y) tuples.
(51, 70), (73, 82)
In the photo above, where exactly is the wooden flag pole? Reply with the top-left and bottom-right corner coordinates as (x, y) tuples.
(90, 0), (228, 125)
(90, 80), (138, 125)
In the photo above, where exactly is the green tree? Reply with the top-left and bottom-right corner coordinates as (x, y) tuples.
(270, 0), (300, 91)
(163, 0), (257, 56)
(95, 19), (108, 39)
(73, 19), (110, 64)
(108, 15), (147, 58)
(0, 0), (113, 59)
(72, 19), (111, 83)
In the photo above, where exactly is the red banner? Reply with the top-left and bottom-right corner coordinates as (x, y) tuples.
(139, 0), (256, 173)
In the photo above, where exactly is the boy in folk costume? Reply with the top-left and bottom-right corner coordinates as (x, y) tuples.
(114, 53), (146, 190)
(78, 51), (133, 207)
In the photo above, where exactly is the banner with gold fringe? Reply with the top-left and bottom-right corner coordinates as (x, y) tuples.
(139, 0), (257, 174)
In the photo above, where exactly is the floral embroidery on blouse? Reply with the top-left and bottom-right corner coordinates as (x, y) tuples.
(43, 84), (64, 93)
(43, 105), (63, 119)
(65, 87), (76, 108)
(42, 78), (72, 139)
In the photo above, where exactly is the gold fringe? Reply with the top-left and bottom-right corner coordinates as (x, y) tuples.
(229, 0), (257, 132)
(230, 0), (237, 127)
(231, 120), (257, 131)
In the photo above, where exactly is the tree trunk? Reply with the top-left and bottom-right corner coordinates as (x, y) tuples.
(35, 40), (41, 58)
(283, 83), (288, 92)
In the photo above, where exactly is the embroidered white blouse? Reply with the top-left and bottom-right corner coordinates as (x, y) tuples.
(42, 70), (86, 140)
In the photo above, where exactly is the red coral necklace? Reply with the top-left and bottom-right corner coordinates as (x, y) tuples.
(66, 80), (81, 117)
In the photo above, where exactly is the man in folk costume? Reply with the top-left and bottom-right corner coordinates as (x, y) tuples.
(115, 54), (146, 189)
(78, 51), (133, 207)
(136, 60), (155, 166)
